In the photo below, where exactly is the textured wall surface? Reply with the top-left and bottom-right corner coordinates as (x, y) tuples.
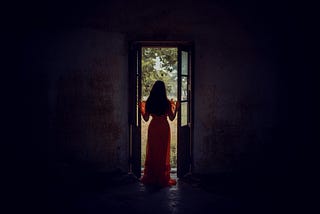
(24, 0), (301, 174)
(26, 31), (128, 171)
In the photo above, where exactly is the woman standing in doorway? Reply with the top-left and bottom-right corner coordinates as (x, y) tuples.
(139, 80), (179, 187)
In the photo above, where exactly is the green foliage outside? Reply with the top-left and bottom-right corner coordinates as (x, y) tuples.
(141, 47), (178, 100)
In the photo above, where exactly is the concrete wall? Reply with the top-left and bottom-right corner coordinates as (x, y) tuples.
(26, 30), (128, 171)
(25, 0), (297, 174)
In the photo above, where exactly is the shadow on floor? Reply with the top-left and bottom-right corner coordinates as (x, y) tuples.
(45, 162), (306, 214)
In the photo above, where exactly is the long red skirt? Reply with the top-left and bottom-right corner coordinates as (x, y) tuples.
(141, 115), (176, 187)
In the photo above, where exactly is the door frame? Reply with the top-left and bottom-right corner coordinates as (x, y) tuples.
(128, 40), (194, 178)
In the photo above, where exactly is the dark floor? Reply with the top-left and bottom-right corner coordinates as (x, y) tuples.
(45, 164), (308, 214)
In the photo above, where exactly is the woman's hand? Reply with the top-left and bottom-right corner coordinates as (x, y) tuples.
(175, 101), (180, 111)
(170, 99), (180, 112)
(168, 99), (179, 121)
(139, 101), (149, 121)
(139, 101), (146, 114)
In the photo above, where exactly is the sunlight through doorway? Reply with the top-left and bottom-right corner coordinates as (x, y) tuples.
(140, 47), (178, 173)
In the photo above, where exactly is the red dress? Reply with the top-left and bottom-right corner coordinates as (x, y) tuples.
(141, 107), (177, 187)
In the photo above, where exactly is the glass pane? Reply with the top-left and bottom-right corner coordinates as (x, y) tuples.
(181, 102), (188, 126)
(181, 51), (188, 75)
(181, 76), (188, 101)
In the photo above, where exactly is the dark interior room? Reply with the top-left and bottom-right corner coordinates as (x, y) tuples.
(11, 0), (316, 213)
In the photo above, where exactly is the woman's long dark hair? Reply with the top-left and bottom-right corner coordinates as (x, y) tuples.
(146, 80), (170, 116)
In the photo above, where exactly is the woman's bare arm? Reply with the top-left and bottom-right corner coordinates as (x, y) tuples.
(139, 101), (150, 122)
(168, 100), (179, 121)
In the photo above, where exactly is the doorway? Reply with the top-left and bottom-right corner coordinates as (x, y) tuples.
(129, 41), (194, 178)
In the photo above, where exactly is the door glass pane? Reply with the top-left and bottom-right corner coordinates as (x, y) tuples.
(181, 102), (188, 126)
(181, 76), (188, 101)
(181, 51), (188, 75)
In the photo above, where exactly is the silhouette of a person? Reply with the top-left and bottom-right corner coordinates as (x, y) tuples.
(139, 80), (179, 187)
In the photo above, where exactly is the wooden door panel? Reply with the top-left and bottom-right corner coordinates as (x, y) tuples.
(177, 46), (193, 178)
(177, 125), (190, 177)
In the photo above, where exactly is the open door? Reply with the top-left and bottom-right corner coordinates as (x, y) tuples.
(177, 46), (193, 178)
(129, 41), (194, 179)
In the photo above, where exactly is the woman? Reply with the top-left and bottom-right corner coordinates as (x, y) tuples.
(139, 80), (179, 187)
